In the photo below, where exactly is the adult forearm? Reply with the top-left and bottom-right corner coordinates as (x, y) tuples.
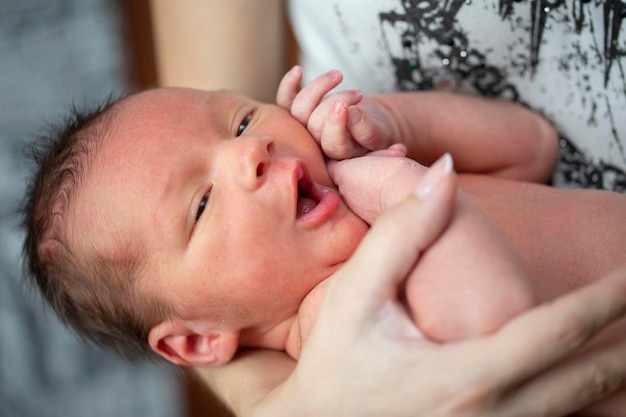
(150, 0), (288, 102)
(194, 349), (295, 417)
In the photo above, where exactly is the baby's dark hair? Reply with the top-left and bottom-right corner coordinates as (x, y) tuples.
(21, 96), (173, 362)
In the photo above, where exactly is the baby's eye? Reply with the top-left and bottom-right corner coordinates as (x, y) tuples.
(237, 114), (252, 137)
(195, 190), (211, 222)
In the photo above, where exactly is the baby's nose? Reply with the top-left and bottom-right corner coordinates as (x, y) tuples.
(237, 137), (274, 190)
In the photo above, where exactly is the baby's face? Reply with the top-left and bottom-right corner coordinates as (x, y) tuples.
(79, 88), (368, 332)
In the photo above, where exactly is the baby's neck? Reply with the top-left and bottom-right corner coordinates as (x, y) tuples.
(238, 316), (296, 352)
(238, 279), (330, 360)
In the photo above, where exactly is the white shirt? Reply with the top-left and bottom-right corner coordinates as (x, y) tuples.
(289, 0), (626, 190)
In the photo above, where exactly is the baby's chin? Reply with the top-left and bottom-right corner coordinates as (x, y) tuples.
(330, 206), (370, 267)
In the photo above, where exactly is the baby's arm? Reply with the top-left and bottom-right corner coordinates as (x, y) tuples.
(328, 153), (538, 341)
(277, 67), (558, 183)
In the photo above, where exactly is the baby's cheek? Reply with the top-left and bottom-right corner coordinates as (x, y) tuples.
(319, 206), (369, 273)
(343, 212), (370, 257)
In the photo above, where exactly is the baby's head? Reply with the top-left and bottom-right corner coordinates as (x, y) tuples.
(21, 97), (163, 360)
(23, 87), (368, 365)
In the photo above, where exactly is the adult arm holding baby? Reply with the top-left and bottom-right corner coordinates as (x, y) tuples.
(191, 70), (624, 416)
(149, 2), (626, 413)
(197, 159), (626, 417)
(287, 68), (626, 415)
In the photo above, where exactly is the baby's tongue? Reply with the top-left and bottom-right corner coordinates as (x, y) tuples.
(297, 197), (317, 218)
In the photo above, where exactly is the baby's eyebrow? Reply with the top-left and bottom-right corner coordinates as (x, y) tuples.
(150, 166), (190, 247)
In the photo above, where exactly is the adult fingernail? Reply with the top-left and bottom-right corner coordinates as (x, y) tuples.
(414, 153), (453, 199)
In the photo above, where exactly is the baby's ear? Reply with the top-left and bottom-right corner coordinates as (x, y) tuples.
(148, 320), (239, 367)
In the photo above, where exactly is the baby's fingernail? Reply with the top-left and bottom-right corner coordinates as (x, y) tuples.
(414, 153), (453, 199)
(348, 108), (362, 126)
(332, 99), (345, 115)
(326, 69), (341, 81)
(288, 65), (301, 78)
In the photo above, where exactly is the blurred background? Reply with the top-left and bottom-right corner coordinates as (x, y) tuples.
(0, 1), (230, 415)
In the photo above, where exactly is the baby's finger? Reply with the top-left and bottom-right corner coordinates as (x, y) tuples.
(276, 65), (303, 109)
(346, 107), (390, 151)
(308, 89), (363, 139)
(320, 100), (364, 159)
(290, 69), (344, 125)
(486, 268), (626, 388)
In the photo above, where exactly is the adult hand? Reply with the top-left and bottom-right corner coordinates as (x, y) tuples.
(253, 166), (626, 417)
(276, 66), (398, 159)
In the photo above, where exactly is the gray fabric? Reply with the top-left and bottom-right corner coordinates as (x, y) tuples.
(0, 1), (185, 416)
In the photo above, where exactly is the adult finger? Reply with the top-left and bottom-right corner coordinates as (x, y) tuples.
(328, 154), (456, 308)
(486, 268), (626, 389)
(498, 336), (626, 417)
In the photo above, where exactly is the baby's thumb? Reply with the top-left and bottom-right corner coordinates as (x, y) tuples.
(326, 159), (341, 185)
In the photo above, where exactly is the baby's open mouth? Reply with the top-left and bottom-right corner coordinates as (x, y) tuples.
(293, 163), (339, 227)
(296, 166), (319, 218)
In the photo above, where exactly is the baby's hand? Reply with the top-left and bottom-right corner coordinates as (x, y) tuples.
(328, 150), (454, 225)
(276, 66), (398, 159)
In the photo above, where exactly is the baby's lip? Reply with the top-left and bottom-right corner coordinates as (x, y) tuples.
(294, 161), (339, 228)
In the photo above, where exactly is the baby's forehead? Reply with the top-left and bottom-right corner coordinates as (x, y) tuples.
(108, 88), (253, 153)
(120, 87), (246, 113)
(109, 87), (245, 146)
